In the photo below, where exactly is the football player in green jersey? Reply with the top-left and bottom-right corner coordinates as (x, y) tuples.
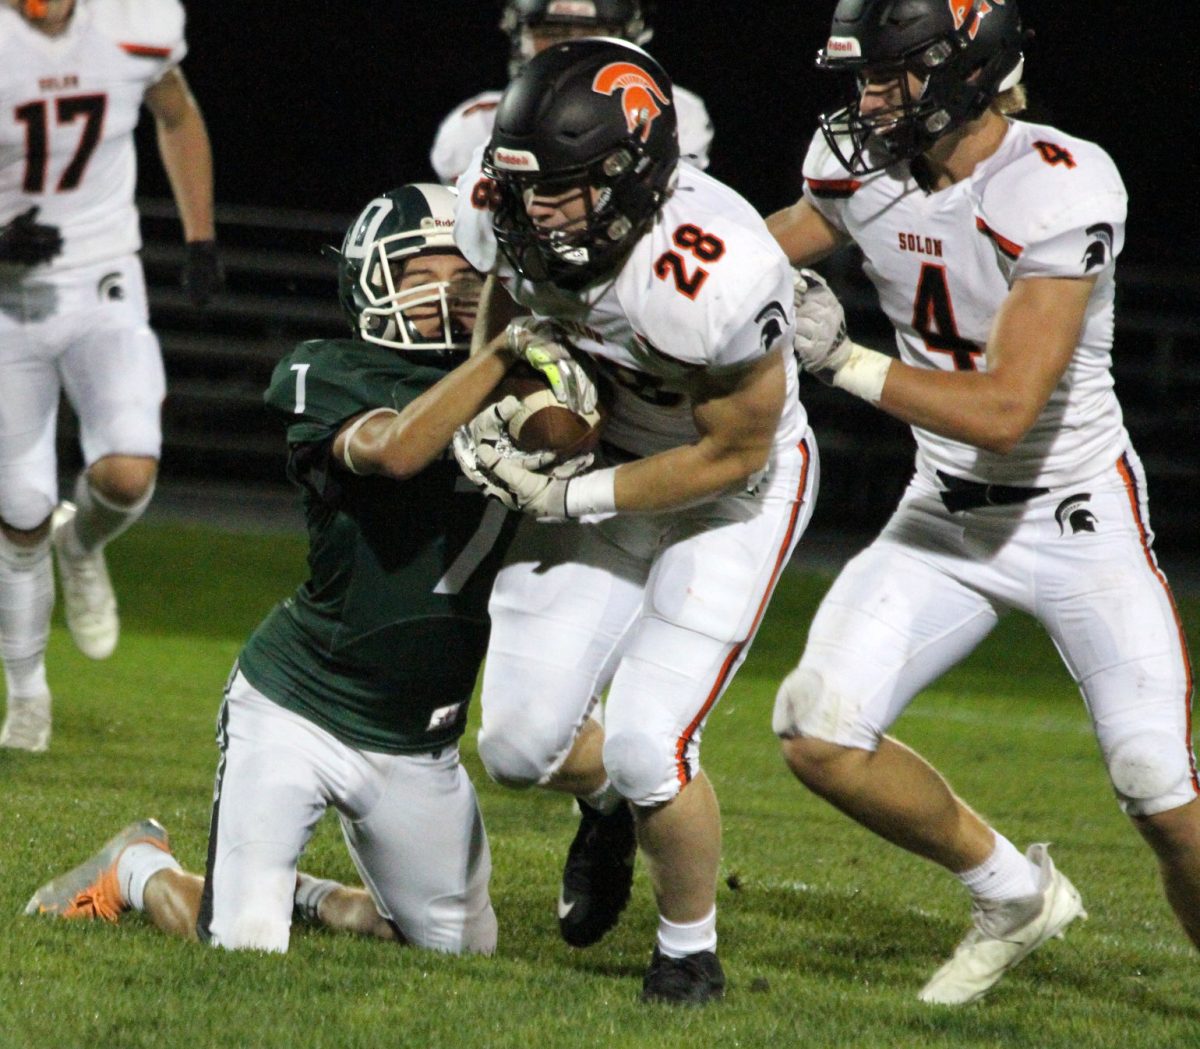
(25, 184), (529, 955)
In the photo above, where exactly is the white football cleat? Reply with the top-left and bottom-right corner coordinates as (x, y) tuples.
(1, 691), (52, 752)
(918, 843), (1086, 1005)
(52, 502), (119, 660)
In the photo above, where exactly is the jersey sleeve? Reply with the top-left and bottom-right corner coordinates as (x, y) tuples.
(628, 206), (795, 372)
(800, 130), (855, 235)
(93, 0), (187, 74)
(452, 151), (501, 274)
(977, 136), (1128, 282)
(430, 92), (502, 186)
(264, 342), (363, 449)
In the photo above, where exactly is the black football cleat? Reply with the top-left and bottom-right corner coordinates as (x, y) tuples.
(557, 798), (636, 948)
(640, 946), (726, 1005)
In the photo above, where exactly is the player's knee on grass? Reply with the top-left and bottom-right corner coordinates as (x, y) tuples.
(218, 912), (290, 953)
(603, 728), (678, 807)
(1103, 729), (1196, 816)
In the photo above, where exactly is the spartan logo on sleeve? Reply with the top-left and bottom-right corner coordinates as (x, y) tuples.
(592, 62), (671, 141)
(1055, 493), (1098, 536)
(756, 301), (787, 354)
(1082, 223), (1114, 272)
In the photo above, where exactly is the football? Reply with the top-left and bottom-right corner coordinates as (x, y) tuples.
(493, 361), (607, 463)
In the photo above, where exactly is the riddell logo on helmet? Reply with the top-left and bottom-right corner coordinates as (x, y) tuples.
(949, 0), (1004, 39)
(493, 148), (541, 171)
(592, 62), (671, 142)
(547, 1), (599, 15)
(825, 36), (861, 57)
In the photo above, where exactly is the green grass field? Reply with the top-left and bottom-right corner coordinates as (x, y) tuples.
(2, 522), (1196, 1049)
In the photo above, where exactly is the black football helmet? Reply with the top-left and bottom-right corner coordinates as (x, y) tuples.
(816, 0), (1025, 174)
(483, 37), (679, 288)
(336, 184), (480, 354)
(501, 0), (653, 76)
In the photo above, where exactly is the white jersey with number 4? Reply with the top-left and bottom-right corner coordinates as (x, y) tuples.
(456, 158), (805, 460)
(803, 119), (1129, 490)
(432, 83), (713, 186)
(0, 0), (186, 272)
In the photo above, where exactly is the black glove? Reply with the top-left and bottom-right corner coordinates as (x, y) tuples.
(0, 206), (63, 266)
(181, 239), (224, 307)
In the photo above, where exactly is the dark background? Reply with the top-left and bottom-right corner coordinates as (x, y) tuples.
(139, 1), (1197, 268)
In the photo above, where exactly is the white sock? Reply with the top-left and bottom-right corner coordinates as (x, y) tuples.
(65, 471), (155, 556)
(293, 873), (341, 923)
(0, 530), (53, 698)
(657, 906), (717, 959)
(117, 842), (182, 912)
(956, 834), (1039, 902)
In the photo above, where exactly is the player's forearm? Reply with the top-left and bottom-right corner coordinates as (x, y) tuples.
(156, 106), (215, 242)
(362, 338), (517, 480)
(609, 436), (772, 513)
(877, 362), (1039, 454)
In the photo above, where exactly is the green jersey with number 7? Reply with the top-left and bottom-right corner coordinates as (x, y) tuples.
(240, 337), (518, 754)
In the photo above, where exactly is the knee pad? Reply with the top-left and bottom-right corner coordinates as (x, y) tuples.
(1104, 730), (1195, 815)
(772, 665), (850, 742)
(476, 729), (545, 790)
(603, 728), (674, 806)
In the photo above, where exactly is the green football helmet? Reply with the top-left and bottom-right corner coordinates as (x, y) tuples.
(337, 183), (479, 353)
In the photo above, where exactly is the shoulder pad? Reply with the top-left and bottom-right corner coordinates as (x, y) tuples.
(801, 130), (864, 199)
(975, 124), (1126, 251)
(431, 91), (503, 185)
(623, 172), (793, 368)
(673, 84), (713, 171)
(90, 0), (185, 57)
(0, 7), (21, 48)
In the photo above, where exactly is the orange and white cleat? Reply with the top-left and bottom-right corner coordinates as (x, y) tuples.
(24, 819), (170, 922)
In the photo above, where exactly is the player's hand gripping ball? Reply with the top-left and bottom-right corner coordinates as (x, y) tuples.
(497, 321), (608, 463)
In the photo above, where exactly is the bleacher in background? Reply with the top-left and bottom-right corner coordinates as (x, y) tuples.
(58, 199), (1200, 556)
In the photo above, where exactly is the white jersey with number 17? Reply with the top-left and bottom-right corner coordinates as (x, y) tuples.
(0, 0), (186, 273)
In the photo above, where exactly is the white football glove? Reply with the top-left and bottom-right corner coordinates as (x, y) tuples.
(792, 268), (852, 383)
(452, 398), (591, 520)
(506, 318), (600, 417)
(452, 396), (555, 487)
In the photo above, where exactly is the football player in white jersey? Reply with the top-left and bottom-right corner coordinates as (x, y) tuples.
(430, 0), (713, 186)
(0, 0), (219, 751)
(767, 0), (1198, 1005)
(453, 38), (818, 1003)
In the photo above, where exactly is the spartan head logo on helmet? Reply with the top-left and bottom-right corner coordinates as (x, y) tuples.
(948, 0), (1005, 39)
(591, 61), (671, 141)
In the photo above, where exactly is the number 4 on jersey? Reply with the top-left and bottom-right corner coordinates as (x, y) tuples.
(912, 262), (983, 371)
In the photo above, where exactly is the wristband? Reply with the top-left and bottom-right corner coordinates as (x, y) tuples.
(832, 342), (892, 404)
(339, 408), (399, 475)
(564, 466), (618, 517)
